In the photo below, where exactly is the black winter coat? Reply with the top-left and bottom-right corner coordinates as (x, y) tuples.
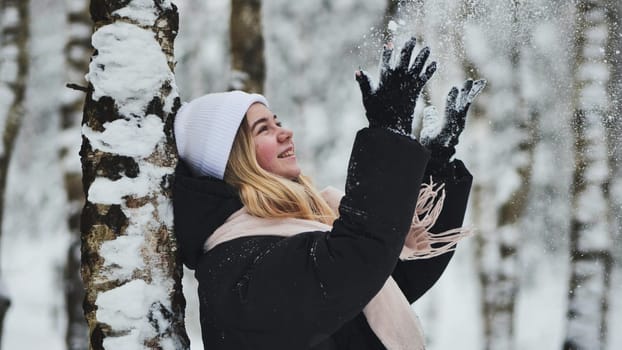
(173, 128), (473, 350)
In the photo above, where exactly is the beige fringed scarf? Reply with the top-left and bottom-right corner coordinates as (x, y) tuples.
(205, 180), (471, 350)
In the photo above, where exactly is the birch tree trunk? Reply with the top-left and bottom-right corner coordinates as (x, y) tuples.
(229, 0), (265, 92)
(564, 1), (614, 348)
(606, 1), (622, 251)
(62, 0), (91, 348)
(0, 0), (29, 344)
(462, 1), (537, 349)
(80, 1), (190, 349)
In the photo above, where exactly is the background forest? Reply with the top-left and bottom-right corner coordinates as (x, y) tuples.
(0, 0), (621, 349)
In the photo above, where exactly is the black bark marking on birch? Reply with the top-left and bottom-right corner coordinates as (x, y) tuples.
(84, 95), (118, 132)
(79, 137), (95, 190)
(168, 97), (182, 149)
(90, 0), (132, 23)
(97, 155), (140, 179)
(81, 282), (97, 315)
(148, 301), (173, 336)
(146, 96), (164, 117)
(103, 205), (129, 234)
(81, 203), (128, 236)
(89, 0), (110, 24)
(156, 5), (179, 70)
(91, 323), (106, 349)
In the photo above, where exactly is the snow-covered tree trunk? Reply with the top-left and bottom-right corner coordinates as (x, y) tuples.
(461, 1), (537, 349)
(61, 0), (91, 348)
(80, 1), (190, 349)
(606, 1), (622, 255)
(229, 0), (265, 92)
(0, 0), (29, 344)
(563, 1), (615, 349)
(453, 3), (499, 347)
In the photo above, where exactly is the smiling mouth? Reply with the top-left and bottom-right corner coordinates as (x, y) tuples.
(278, 147), (295, 158)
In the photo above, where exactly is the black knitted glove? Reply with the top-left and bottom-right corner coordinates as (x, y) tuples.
(420, 79), (486, 162)
(356, 37), (437, 136)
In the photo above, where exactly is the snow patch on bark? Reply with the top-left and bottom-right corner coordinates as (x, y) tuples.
(96, 278), (175, 348)
(100, 235), (145, 280)
(82, 114), (165, 157)
(112, 0), (173, 26)
(86, 21), (177, 118)
(87, 163), (172, 205)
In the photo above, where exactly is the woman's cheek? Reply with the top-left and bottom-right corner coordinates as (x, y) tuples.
(254, 138), (277, 172)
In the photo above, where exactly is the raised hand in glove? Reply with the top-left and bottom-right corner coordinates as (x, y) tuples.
(420, 79), (486, 162)
(356, 36), (437, 136)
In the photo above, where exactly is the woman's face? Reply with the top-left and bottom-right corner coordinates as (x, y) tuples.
(245, 102), (301, 179)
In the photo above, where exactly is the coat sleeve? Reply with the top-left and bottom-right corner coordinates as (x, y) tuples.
(391, 159), (473, 304)
(226, 128), (430, 347)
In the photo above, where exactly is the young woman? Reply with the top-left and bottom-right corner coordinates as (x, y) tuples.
(173, 37), (484, 350)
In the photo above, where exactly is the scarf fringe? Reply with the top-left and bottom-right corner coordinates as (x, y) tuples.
(400, 178), (473, 261)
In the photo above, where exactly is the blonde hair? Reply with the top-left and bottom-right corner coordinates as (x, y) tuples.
(224, 121), (336, 225)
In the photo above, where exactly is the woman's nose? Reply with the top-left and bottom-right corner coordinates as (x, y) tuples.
(277, 127), (293, 142)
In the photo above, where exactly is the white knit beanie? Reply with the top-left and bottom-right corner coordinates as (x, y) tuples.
(174, 90), (269, 179)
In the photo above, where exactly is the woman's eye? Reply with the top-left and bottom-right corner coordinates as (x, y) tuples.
(259, 125), (268, 133)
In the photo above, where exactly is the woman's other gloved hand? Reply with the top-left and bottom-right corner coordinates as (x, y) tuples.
(420, 79), (486, 164)
(356, 36), (437, 137)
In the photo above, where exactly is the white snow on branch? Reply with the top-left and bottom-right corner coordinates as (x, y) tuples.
(112, 0), (173, 26)
(85, 21), (176, 118)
